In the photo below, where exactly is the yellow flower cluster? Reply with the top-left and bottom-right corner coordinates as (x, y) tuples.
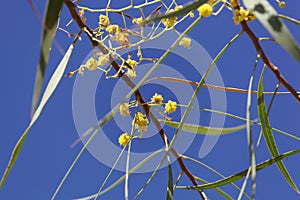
(126, 58), (137, 69)
(132, 17), (144, 27)
(120, 103), (130, 116)
(118, 133), (131, 147)
(179, 37), (191, 49)
(98, 54), (109, 66)
(165, 100), (177, 114)
(106, 24), (120, 34)
(198, 4), (213, 17)
(114, 31), (130, 47)
(233, 7), (255, 24)
(162, 9), (177, 28)
(99, 14), (110, 29)
(279, 1), (286, 8)
(85, 57), (98, 71)
(151, 93), (163, 105)
(134, 112), (149, 134)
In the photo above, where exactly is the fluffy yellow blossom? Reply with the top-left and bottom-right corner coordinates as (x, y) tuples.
(99, 14), (110, 29)
(120, 103), (130, 116)
(132, 17), (144, 27)
(114, 31), (130, 47)
(179, 37), (191, 49)
(85, 57), (98, 71)
(97, 54), (109, 66)
(127, 69), (136, 79)
(118, 133), (131, 147)
(126, 58), (137, 69)
(134, 112), (149, 134)
(162, 9), (177, 28)
(151, 93), (163, 105)
(165, 100), (177, 114)
(233, 7), (254, 24)
(106, 25), (120, 34)
(198, 4), (213, 17)
(279, 1), (286, 8)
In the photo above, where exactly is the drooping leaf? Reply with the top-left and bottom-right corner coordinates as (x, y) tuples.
(178, 148), (300, 190)
(257, 68), (299, 192)
(32, 0), (64, 114)
(161, 120), (247, 135)
(166, 161), (174, 200)
(243, 0), (300, 62)
(0, 43), (74, 189)
(144, 0), (208, 24)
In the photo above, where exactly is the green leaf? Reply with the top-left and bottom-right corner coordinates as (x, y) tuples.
(178, 148), (300, 190)
(31, 0), (64, 114)
(166, 161), (174, 200)
(161, 120), (247, 135)
(0, 43), (74, 189)
(144, 0), (208, 24)
(257, 68), (299, 192)
(195, 176), (233, 200)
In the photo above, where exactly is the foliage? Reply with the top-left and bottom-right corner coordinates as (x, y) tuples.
(1, 0), (300, 199)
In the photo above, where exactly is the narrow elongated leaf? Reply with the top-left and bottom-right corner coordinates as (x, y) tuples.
(178, 148), (300, 190)
(144, 0), (208, 24)
(32, 0), (64, 113)
(243, 0), (300, 62)
(196, 176), (233, 200)
(0, 43), (74, 188)
(166, 161), (174, 200)
(257, 69), (299, 192)
(161, 120), (246, 135)
(75, 149), (164, 200)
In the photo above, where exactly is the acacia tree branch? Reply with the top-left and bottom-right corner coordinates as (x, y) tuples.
(64, 0), (207, 199)
(233, 0), (300, 102)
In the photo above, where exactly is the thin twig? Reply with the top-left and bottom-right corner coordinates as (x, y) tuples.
(232, 0), (300, 103)
(64, 0), (207, 199)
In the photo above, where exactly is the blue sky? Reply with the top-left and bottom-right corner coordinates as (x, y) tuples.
(1, 0), (300, 199)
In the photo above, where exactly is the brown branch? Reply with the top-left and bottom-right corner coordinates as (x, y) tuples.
(232, 0), (300, 103)
(64, 0), (207, 199)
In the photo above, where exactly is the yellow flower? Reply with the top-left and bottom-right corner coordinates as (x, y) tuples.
(134, 112), (149, 134)
(161, 9), (177, 28)
(99, 14), (110, 29)
(132, 17), (144, 27)
(114, 31), (130, 47)
(118, 133), (131, 147)
(279, 1), (286, 8)
(120, 103), (130, 116)
(233, 7), (255, 24)
(85, 57), (98, 71)
(151, 93), (163, 105)
(97, 54), (109, 66)
(126, 58), (137, 69)
(198, 4), (213, 17)
(165, 100), (177, 114)
(106, 25), (120, 34)
(179, 37), (191, 49)
(127, 69), (136, 79)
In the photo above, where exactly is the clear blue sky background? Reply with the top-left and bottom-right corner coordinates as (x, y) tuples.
(1, 1), (300, 199)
